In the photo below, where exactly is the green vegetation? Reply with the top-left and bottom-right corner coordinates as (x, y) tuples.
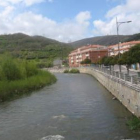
(64, 69), (80, 73)
(81, 58), (91, 64)
(100, 44), (140, 73)
(35, 59), (53, 68)
(64, 69), (69, 73)
(0, 33), (73, 65)
(127, 116), (140, 130)
(0, 54), (56, 102)
(127, 33), (140, 42)
(70, 33), (140, 48)
(70, 69), (80, 73)
(0, 33), (73, 101)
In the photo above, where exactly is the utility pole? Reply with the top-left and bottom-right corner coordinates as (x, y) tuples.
(116, 17), (131, 73)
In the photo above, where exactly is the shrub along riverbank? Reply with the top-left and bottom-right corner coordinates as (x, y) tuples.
(0, 54), (57, 102)
(64, 69), (80, 73)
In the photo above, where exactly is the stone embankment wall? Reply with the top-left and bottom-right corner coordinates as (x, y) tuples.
(79, 67), (140, 117)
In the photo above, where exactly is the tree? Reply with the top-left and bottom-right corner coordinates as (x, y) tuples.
(81, 58), (91, 64)
(100, 56), (108, 65)
(128, 44), (140, 69)
(119, 51), (132, 74)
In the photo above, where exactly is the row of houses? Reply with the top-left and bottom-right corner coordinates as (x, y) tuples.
(69, 40), (140, 67)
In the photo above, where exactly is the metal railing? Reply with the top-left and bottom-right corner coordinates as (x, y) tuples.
(86, 66), (140, 86)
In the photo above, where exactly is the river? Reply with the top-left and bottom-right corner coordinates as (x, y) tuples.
(0, 73), (140, 140)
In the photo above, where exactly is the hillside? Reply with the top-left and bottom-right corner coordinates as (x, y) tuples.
(69, 33), (140, 48)
(1, 33), (140, 60)
(0, 33), (72, 59)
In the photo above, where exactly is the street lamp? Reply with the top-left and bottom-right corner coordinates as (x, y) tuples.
(116, 17), (132, 72)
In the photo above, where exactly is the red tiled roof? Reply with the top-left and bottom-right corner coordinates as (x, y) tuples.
(69, 44), (105, 56)
(108, 41), (140, 49)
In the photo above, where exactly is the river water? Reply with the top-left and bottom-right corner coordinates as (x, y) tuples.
(0, 73), (140, 140)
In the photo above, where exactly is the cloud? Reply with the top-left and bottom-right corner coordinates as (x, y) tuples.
(75, 11), (91, 26)
(0, 9), (91, 42)
(0, 0), (91, 42)
(93, 0), (140, 36)
(0, 0), (51, 7)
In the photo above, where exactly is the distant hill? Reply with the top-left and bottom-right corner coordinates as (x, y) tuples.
(1, 33), (140, 59)
(0, 33), (72, 59)
(69, 33), (140, 48)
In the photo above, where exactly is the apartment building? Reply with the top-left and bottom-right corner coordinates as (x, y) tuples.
(108, 41), (140, 56)
(69, 45), (108, 67)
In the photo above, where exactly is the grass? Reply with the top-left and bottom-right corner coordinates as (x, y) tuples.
(127, 116), (140, 130)
(0, 70), (57, 102)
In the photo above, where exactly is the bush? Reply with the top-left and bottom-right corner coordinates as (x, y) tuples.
(69, 69), (80, 73)
(2, 58), (22, 80)
(0, 55), (39, 80)
(36, 61), (53, 68)
(0, 54), (57, 101)
(25, 61), (38, 77)
(64, 69), (69, 73)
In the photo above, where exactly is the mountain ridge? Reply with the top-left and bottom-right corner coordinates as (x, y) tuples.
(69, 33), (140, 48)
(0, 33), (72, 59)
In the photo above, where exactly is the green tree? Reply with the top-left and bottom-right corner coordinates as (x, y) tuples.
(128, 44), (140, 69)
(81, 58), (91, 64)
(119, 51), (133, 74)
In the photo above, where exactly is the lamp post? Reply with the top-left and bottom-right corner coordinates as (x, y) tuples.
(116, 17), (131, 72)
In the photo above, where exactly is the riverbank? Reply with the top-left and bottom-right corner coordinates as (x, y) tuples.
(0, 70), (57, 102)
(79, 67), (140, 118)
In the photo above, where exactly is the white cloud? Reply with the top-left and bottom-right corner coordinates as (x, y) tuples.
(0, 0), (90, 42)
(0, 0), (51, 7)
(0, 6), (15, 17)
(0, 10), (91, 42)
(93, 0), (140, 36)
(75, 11), (91, 26)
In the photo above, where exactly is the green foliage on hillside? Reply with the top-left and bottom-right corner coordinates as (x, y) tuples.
(69, 33), (140, 48)
(126, 33), (140, 42)
(0, 33), (73, 60)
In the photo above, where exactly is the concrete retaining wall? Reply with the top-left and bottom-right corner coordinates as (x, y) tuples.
(79, 67), (140, 117)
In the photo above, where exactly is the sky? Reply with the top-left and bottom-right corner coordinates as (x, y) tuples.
(0, 0), (140, 42)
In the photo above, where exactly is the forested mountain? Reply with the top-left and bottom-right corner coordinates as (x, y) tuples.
(69, 33), (140, 48)
(0, 33), (72, 59)
(0, 32), (140, 59)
